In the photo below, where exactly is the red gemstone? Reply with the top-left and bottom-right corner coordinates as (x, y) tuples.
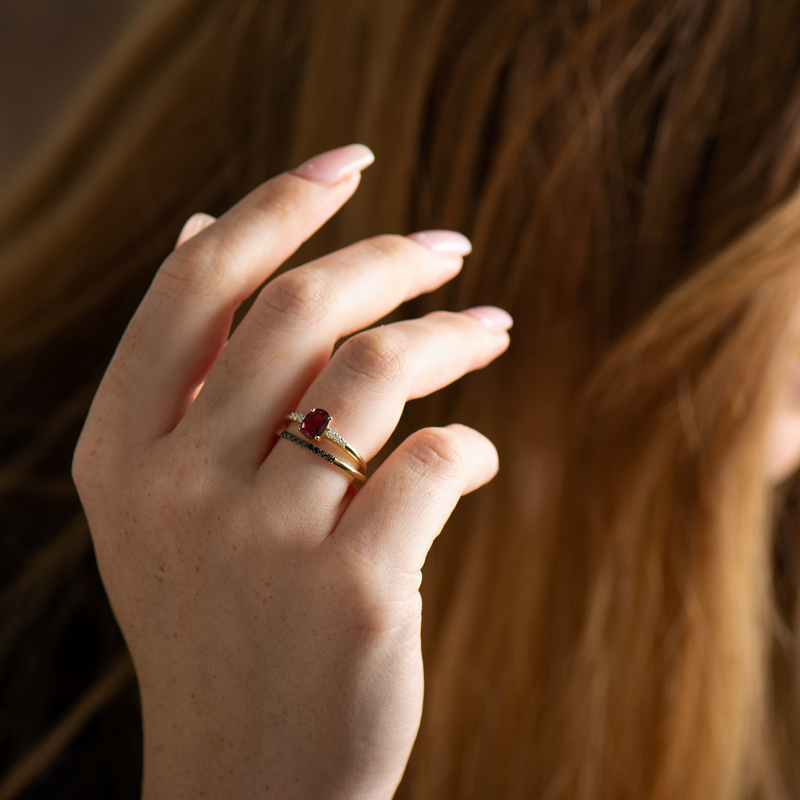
(300, 408), (331, 439)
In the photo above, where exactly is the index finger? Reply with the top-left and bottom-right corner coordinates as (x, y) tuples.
(85, 144), (375, 452)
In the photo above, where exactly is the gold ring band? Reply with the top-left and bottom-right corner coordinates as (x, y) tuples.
(283, 410), (367, 471)
(276, 408), (368, 484)
(277, 431), (367, 483)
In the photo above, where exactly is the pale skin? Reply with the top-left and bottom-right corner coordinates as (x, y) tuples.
(71, 144), (511, 799)
(767, 357), (800, 483)
(71, 141), (800, 800)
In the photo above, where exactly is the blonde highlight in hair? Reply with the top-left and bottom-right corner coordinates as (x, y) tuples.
(3, 0), (800, 797)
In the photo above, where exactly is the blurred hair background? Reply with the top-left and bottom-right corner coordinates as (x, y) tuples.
(0, 0), (140, 185)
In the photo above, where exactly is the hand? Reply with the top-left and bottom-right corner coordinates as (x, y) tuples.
(72, 144), (511, 799)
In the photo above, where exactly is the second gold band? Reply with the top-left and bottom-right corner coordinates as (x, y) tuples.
(277, 430), (367, 483)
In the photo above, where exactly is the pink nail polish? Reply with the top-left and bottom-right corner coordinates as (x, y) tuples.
(462, 306), (514, 331)
(291, 144), (375, 184)
(407, 230), (472, 256)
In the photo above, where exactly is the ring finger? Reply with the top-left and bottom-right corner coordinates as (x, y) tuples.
(261, 306), (512, 530)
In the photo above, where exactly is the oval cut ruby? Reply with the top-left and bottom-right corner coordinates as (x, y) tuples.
(300, 408), (331, 439)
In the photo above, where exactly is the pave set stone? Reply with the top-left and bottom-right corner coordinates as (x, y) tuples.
(325, 429), (348, 448)
(280, 431), (337, 463)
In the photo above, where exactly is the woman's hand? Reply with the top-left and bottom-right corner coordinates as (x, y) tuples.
(72, 144), (511, 800)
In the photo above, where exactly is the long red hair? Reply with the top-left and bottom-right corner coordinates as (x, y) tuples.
(3, 0), (800, 797)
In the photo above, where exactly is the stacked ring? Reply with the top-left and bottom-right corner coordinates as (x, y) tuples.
(284, 410), (367, 471)
(276, 408), (368, 484)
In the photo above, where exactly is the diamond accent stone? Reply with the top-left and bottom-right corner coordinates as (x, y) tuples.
(325, 430), (347, 448)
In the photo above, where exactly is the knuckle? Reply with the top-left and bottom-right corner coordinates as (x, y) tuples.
(148, 456), (214, 532)
(405, 428), (466, 480)
(72, 427), (114, 496)
(71, 444), (96, 494)
(257, 270), (331, 327)
(340, 329), (405, 385)
(422, 309), (457, 328)
(154, 236), (237, 300)
(350, 596), (410, 636)
(326, 541), (413, 633)
(360, 234), (413, 264)
(246, 183), (300, 225)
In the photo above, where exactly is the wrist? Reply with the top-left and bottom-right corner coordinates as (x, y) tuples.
(140, 692), (401, 800)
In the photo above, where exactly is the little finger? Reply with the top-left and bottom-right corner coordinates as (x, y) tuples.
(329, 423), (498, 584)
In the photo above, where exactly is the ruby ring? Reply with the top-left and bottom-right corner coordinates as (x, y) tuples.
(275, 408), (367, 483)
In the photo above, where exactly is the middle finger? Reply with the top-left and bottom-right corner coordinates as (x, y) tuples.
(181, 231), (472, 467)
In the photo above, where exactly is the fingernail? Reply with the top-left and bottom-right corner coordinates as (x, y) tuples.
(462, 306), (514, 331)
(291, 144), (375, 184)
(176, 212), (215, 247)
(407, 230), (472, 256)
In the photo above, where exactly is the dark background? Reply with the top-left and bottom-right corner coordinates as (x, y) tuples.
(0, 4), (145, 795)
(0, 0), (141, 185)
